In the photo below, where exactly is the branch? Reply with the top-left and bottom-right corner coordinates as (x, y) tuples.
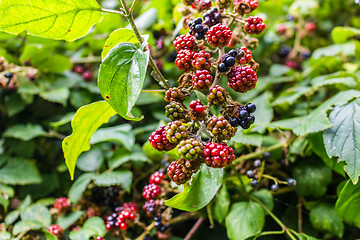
(184, 218), (204, 240)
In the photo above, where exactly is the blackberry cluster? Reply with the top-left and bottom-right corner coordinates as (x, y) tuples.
(192, 50), (212, 70)
(173, 35), (197, 52)
(207, 85), (227, 105)
(53, 197), (70, 212)
(230, 103), (256, 129)
(154, 215), (170, 234)
(143, 199), (159, 216)
(165, 121), (188, 144)
(167, 159), (201, 185)
(218, 49), (237, 72)
(149, 171), (165, 184)
(48, 225), (63, 238)
(175, 49), (195, 72)
(117, 209), (136, 230)
(106, 213), (119, 231)
(192, 69), (213, 90)
(178, 138), (203, 160)
(227, 65), (257, 93)
(142, 184), (162, 200)
(216, 0), (232, 9)
(149, 126), (175, 151)
(207, 23), (232, 47)
(165, 101), (186, 121)
(189, 17), (209, 40)
(164, 87), (185, 102)
(203, 142), (235, 168)
(244, 16), (266, 35)
(203, 7), (222, 27)
(189, 99), (205, 113)
(238, 46), (253, 64)
(91, 186), (120, 209)
(207, 115), (237, 141)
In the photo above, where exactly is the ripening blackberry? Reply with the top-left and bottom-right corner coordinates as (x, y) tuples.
(244, 16), (266, 35)
(167, 160), (193, 185)
(203, 142), (235, 168)
(238, 46), (253, 65)
(192, 69), (213, 90)
(48, 225), (63, 238)
(178, 138), (203, 160)
(143, 184), (162, 200)
(173, 35), (198, 52)
(207, 115), (237, 141)
(149, 126), (175, 151)
(227, 65), (257, 93)
(149, 171), (165, 185)
(175, 49), (195, 72)
(189, 99), (205, 113)
(196, 0), (212, 11)
(164, 87), (185, 102)
(165, 101), (186, 121)
(234, 0), (258, 15)
(216, 0), (232, 9)
(189, 17), (209, 40)
(165, 121), (188, 144)
(192, 50), (212, 70)
(207, 23), (232, 47)
(203, 7), (222, 27)
(207, 85), (227, 105)
(53, 197), (71, 212)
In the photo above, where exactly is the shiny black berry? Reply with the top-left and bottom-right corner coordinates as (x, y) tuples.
(246, 170), (255, 178)
(4, 73), (12, 79)
(225, 56), (236, 67)
(262, 152), (270, 160)
(288, 178), (296, 186)
(154, 221), (162, 230)
(194, 17), (202, 24)
(240, 120), (251, 129)
(245, 103), (256, 113)
(271, 184), (279, 192)
(238, 109), (249, 120)
(230, 117), (238, 127)
(250, 179), (258, 187)
(247, 115), (255, 124)
(254, 159), (262, 168)
(228, 50), (238, 58)
(218, 62), (228, 72)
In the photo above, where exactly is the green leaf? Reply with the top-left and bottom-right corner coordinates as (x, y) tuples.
(50, 112), (75, 128)
(251, 91), (273, 133)
(272, 87), (311, 108)
(165, 165), (223, 212)
(56, 210), (84, 229)
(225, 202), (265, 240)
(232, 130), (263, 147)
(43, 231), (58, 240)
(293, 158), (332, 197)
(90, 124), (134, 151)
(0, 194), (9, 212)
(93, 171), (133, 192)
(39, 88), (70, 106)
(20, 204), (51, 227)
(12, 220), (42, 235)
(102, 28), (138, 59)
(308, 133), (345, 176)
(0, 232), (11, 240)
(76, 147), (104, 172)
(0, 157), (41, 185)
(251, 189), (274, 212)
(335, 180), (360, 228)
(0, 0), (103, 41)
(62, 101), (116, 180)
(332, 27), (360, 44)
(213, 184), (230, 223)
(82, 217), (106, 236)
(108, 148), (150, 170)
(5, 210), (20, 226)
(272, 90), (360, 136)
(309, 203), (344, 238)
(323, 100), (360, 184)
(312, 42), (360, 59)
(69, 173), (95, 203)
(98, 42), (150, 121)
(3, 124), (47, 141)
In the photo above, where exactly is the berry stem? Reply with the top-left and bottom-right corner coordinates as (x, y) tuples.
(251, 196), (297, 240)
(101, 8), (126, 16)
(184, 218), (204, 240)
(129, 0), (139, 13)
(112, 0), (171, 90)
(135, 221), (155, 240)
(232, 142), (285, 165)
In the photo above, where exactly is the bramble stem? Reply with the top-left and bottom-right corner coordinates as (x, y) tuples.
(232, 142), (285, 165)
(184, 218), (204, 240)
(101, 8), (125, 16)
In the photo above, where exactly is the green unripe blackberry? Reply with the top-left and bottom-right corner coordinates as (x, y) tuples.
(178, 138), (203, 160)
(165, 121), (188, 144)
(165, 102), (186, 121)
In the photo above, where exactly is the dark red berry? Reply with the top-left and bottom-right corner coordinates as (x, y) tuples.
(150, 171), (165, 184)
(238, 46), (253, 65)
(175, 49), (195, 72)
(192, 70), (213, 90)
(206, 23), (232, 47)
(167, 160), (193, 185)
(48, 225), (63, 237)
(203, 142), (235, 168)
(74, 65), (84, 74)
(142, 184), (162, 200)
(207, 115), (237, 141)
(244, 16), (266, 34)
(53, 197), (70, 211)
(192, 50), (212, 70)
(82, 71), (93, 81)
(227, 65), (257, 93)
(96, 237), (105, 240)
(173, 35), (198, 52)
(203, 7), (222, 27)
(149, 126), (175, 151)
(305, 22), (316, 32)
(234, 0), (258, 12)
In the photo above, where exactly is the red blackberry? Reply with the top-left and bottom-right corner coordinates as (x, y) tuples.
(48, 225), (63, 238)
(234, 0), (258, 14)
(167, 160), (193, 185)
(244, 16), (266, 35)
(207, 115), (237, 141)
(192, 50), (212, 70)
(149, 126), (175, 151)
(82, 71), (93, 82)
(165, 101), (187, 121)
(207, 85), (226, 105)
(123, 202), (138, 213)
(203, 7), (222, 27)
(164, 87), (185, 102)
(192, 70), (213, 90)
(178, 138), (203, 160)
(53, 197), (70, 212)
(203, 142), (235, 168)
(150, 171), (165, 184)
(305, 22), (316, 32)
(206, 23), (232, 47)
(227, 65), (257, 93)
(74, 65), (84, 74)
(189, 17), (209, 40)
(189, 99), (205, 113)
(117, 209), (136, 230)
(216, 0), (232, 9)
(175, 49), (195, 72)
(238, 46), (253, 65)
(143, 184), (162, 200)
(173, 35), (197, 52)
(165, 121), (188, 144)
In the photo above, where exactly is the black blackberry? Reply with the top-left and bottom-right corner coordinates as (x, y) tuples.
(228, 49), (238, 58)
(278, 46), (291, 58)
(245, 103), (256, 113)
(218, 62), (228, 72)
(246, 170), (255, 178)
(236, 104), (256, 129)
(250, 179), (258, 187)
(288, 178), (297, 186)
(203, 7), (222, 27)
(4, 72), (12, 79)
(154, 220), (162, 231)
(230, 117), (238, 127)
(91, 186), (120, 209)
(271, 184), (279, 192)
(254, 159), (262, 168)
(189, 18), (208, 40)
